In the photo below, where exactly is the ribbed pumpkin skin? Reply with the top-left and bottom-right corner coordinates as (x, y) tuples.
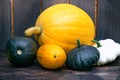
(35, 4), (95, 53)
(66, 45), (100, 71)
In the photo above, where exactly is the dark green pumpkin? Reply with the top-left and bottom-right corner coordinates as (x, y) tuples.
(66, 40), (100, 70)
(6, 37), (37, 67)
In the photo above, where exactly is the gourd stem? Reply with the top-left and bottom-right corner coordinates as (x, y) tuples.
(24, 26), (42, 36)
(92, 40), (101, 48)
(77, 39), (81, 48)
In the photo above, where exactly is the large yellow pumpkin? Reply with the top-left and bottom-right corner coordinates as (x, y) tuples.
(25, 3), (95, 54)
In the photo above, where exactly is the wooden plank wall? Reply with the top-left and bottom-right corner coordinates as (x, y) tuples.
(0, 0), (120, 50)
(0, 0), (11, 50)
(96, 0), (120, 42)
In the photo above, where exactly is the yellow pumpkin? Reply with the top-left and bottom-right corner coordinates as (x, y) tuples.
(25, 3), (95, 53)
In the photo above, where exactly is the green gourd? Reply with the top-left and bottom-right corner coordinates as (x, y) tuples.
(6, 37), (37, 67)
(66, 40), (100, 70)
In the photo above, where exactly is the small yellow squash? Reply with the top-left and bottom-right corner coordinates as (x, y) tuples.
(37, 44), (66, 69)
(25, 3), (95, 53)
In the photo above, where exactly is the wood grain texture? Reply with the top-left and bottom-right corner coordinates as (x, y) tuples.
(10, 0), (14, 38)
(41, 0), (67, 11)
(94, 0), (98, 28)
(109, 0), (120, 43)
(0, 0), (11, 49)
(0, 52), (120, 80)
(96, 0), (120, 43)
(70, 0), (95, 22)
(14, 0), (41, 36)
(96, 0), (112, 40)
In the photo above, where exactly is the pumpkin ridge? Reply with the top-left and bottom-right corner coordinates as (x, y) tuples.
(75, 51), (82, 70)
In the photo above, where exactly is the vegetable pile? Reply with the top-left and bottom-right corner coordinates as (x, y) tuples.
(5, 3), (120, 71)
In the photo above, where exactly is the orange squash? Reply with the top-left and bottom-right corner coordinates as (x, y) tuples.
(25, 3), (95, 53)
(37, 44), (66, 69)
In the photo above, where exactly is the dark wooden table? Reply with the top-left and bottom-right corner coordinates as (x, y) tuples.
(0, 51), (120, 80)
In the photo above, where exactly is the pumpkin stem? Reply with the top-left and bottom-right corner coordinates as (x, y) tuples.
(92, 40), (101, 48)
(77, 39), (81, 48)
(24, 26), (42, 36)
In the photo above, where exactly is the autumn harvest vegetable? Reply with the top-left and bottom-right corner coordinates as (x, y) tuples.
(24, 3), (95, 54)
(92, 39), (120, 66)
(6, 37), (37, 67)
(66, 40), (100, 71)
(37, 44), (66, 69)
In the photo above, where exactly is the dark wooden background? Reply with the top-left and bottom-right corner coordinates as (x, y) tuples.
(0, 0), (120, 50)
